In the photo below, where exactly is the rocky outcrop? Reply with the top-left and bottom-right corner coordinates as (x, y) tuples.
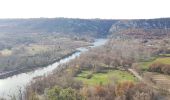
(109, 18), (170, 38)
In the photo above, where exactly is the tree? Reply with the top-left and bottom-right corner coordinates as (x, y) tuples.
(47, 86), (85, 100)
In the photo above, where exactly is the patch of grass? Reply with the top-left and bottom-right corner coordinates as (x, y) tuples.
(139, 56), (170, 71)
(159, 54), (170, 57)
(153, 57), (170, 65)
(75, 70), (137, 85)
(138, 57), (157, 71)
(139, 61), (153, 71)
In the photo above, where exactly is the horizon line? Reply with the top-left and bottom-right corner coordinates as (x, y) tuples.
(0, 17), (169, 20)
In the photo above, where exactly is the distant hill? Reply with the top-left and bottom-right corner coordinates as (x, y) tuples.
(0, 18), (117, 37)
(109, 18), (170, 38)
(0, 18), (170, 38)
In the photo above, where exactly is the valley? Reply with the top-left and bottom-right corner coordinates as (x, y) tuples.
(0, 33), (91, 78)
(0, 18), (170, 100)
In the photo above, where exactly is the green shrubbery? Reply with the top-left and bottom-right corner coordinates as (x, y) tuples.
(47, 86), (85, 100)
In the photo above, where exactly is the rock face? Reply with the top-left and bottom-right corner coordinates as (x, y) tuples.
(110, 18), (170, 30)
(109, 18), (170, 38)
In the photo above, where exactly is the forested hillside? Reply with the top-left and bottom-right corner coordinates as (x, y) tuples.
(0, 18), (170, 75)
(109, 18), (170, 38)
(1, 18), (170, 38)
(0, 18), (116, 37)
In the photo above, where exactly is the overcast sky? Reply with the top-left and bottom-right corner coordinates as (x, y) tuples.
(0, 0), (169, 19)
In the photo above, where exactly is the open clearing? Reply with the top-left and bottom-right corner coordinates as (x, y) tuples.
(153, 57), (170, 65)
(139, 56), (170, 71)
(75, 70), (137, 85)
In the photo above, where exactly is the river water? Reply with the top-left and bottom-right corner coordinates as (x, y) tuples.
(0, 39), (107, 98)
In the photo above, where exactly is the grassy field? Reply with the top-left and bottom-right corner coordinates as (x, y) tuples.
(139, 56), (170, 71)
(75, 70), (137, 85)
(139, 61), (153, 71)
(153, 57), (170, 65)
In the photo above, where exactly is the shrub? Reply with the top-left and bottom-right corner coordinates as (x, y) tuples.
(149, 62), (170, 75)
(125, 83), (160, 100)
(115, 81), (134, 96)
(94, 85), (106, 97)
(86, 73), (93, 79)
(47, 86), (85, 100)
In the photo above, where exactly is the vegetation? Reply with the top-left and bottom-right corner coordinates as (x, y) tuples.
(1, 18), (170, 99)
(149, 62), (170, 75)
(153, 57), (170, 65)
(138, 57), (157, 71)
(0, 33), (90, 74)
(138, 56), (170, 74)
(47, 86), (85, 100)
(23, 38), (169, 100)
(0, 18), (116, 37)
(109, 19), (170, 38)
(139, 61), (153, 71)
(76, 70), (137, 85)
(159, 53), (170, 57)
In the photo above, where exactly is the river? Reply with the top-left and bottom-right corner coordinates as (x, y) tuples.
(0, 39), (107, 99)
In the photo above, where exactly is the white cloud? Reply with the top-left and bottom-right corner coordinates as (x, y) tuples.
(0, 0), (169, 19)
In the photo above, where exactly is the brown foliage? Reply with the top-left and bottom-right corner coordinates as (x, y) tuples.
(125, 83), (159, 100)
(80, 84), (116, 100)
(25, 39), (163, 100)
(94, 85), (107, 97)
(149, 62), (170, 74)
(115, 81), (134, 96)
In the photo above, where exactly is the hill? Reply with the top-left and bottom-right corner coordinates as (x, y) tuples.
(0, 18), (117, 37)
(109, 18), (170, 38)
(1, 18), (170, 38)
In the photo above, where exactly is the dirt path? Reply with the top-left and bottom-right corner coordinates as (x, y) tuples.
(128, 68), (142, 81)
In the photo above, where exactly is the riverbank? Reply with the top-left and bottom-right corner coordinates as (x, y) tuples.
(0, 50), (82, 79)
(0, 39), (107, 99)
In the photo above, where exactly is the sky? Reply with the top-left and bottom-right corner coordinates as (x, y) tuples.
(0, 0), (169, 19)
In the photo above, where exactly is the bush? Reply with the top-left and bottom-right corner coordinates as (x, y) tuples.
(47, 86), (85, 100)
(86, 73), (93, 79)
(149, 62), (170, 75)
(115, 81), (134, 96)
(125, 83), (160, 100)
